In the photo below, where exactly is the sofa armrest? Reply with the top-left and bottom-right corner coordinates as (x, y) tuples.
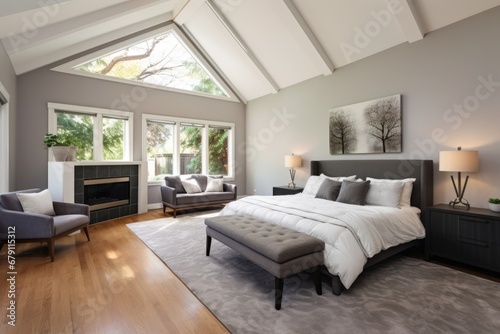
(53, 202), (90, 216)
(0, 208), (54, 239)
(161, 185), (177, 205)
(223, 183), (237, 199)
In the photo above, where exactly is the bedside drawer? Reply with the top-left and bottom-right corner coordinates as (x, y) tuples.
(458, 242), (500, 271)
(458, 216), (492, 244)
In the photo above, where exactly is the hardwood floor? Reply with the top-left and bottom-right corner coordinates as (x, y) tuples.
(2, 209), (499, 333)
(0, 209), (230, 334)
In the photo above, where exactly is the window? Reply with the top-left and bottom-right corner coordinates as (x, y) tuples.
(180, 123), (203, 175)
(52, 24), (238, 102)
(208, 126), (230, 175)
(143, 114), (234, 182)
(48, 103), (133, 162)
(0, 81), (9, 192)
(146, 120), (175, 176)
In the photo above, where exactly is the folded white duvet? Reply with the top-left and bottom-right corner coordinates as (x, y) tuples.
(219, 194), (425, 289)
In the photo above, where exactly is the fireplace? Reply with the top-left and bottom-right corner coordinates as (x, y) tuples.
(84, 177), (130, 211)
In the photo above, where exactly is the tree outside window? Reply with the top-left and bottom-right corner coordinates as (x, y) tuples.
(56, 112), (94, 161)
(146, 120), (174, 180)
(180, 124), (202, 174)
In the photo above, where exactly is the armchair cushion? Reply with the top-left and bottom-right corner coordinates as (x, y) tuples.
(16, 189), (56, 216)
(53, 215), (90, 235)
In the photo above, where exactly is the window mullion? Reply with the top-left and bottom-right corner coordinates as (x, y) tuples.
(202, 125), (208, 175)
(173, 123), (180, 175)
(94, 114), (103, 161)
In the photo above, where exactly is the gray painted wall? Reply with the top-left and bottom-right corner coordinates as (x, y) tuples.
(0, 43), (17, 190)
(245, 7), (500, 208)
(16, 64), (246, 197)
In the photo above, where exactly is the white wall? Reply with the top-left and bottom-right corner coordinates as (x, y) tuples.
(245, 6), (500, 208)
(0, 42), (17, 191)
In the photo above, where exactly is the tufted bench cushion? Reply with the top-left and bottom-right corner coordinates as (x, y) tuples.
(205, 215), (325, 310)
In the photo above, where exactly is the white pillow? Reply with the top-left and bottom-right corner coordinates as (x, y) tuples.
(303, 174), (357, 195)
(365, 180), (405, 207)
(367, 177), (416, 207)
(16, 189), (56, 216)
(303, 175), (326, 195)
(181, 179), (202, 194)
(320, 173), (357, 182)
(205, 177), (224, 192)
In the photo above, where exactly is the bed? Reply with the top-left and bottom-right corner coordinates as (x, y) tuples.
(219, 159), (433, 294)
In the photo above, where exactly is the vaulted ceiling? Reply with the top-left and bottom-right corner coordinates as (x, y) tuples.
(1, 0), (500, 102)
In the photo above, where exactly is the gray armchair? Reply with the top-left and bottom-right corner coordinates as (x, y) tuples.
(0, 188), (90, 261)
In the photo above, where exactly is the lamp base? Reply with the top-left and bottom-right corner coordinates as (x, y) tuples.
(448, 173), (471, 210)
(449, 197), (470, 210)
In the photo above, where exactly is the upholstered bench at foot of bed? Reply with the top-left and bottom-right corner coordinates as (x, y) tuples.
(205, 215), (325, 310)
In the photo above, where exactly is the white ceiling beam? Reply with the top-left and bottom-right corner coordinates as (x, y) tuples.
(391, 0), (424, 43)
(282, 0), (334, 75)
(173, 0), (205, 25)
(179, 23), (247, 104)
(0, 0), (71, 17)
(205, 0), (280, 94)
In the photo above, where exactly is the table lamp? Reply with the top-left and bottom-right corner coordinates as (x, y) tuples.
(439, 147), (479, 210)
(284, 154), (302, 188)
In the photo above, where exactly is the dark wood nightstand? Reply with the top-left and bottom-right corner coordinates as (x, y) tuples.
(272, 186), (304, 196)
(426, 204), (500, 273)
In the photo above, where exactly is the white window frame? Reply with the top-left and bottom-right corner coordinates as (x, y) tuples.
(142, 113), (235, 183)
(51, 24), (239, 103)
(48, 102), (134, 161)
(0, 81), (10, 192)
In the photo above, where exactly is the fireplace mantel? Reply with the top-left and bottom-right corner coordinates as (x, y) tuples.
(48, 161), (147, 223)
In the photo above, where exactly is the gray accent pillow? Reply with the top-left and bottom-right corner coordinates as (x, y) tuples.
(191, 174), (208, 192)
(336, 180), (371, 205)
(315, 179), (342, 201)
(164, 176), (186, 193)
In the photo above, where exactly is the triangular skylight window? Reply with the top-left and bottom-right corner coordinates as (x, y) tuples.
(68, 28), (229, 98)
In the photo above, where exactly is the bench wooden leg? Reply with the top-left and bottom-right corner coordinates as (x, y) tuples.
(206, 236), (212, 256)
(314, 266), (322, 295)
(275, 277), (284, 310)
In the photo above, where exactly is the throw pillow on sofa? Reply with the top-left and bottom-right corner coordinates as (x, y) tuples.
(205, 177), (224, 192)
(181, 179), (202, 194)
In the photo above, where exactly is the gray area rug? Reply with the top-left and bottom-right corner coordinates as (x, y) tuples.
(127, 214), (500, 334)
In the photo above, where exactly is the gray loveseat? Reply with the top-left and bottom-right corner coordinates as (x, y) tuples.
(161, 174), (237, 217)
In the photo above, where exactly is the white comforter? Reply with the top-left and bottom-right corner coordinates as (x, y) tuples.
(219, 194), (425, 289)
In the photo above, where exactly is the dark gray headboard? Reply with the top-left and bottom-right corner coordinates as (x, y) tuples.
(310, 160), (433, 210)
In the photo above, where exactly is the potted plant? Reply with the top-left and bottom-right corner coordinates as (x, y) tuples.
(44, 133), (77, 161)
(488, 198), (500, 212)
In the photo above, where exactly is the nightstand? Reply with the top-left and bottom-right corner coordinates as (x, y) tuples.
(426, 204), (500, 273)
(272, 186), (304, 196)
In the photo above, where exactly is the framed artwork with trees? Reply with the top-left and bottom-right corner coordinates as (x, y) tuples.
(329, 94), (402, 154)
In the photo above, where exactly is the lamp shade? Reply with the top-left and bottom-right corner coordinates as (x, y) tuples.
(439, 150), (478, 172)
(285, 155), (301, 168)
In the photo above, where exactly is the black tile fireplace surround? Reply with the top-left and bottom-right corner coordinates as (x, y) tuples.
(74, 165), (138, 224)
